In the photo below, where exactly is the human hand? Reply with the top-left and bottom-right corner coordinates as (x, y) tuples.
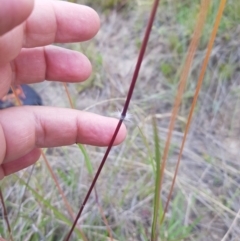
(0, 0), (127, 179)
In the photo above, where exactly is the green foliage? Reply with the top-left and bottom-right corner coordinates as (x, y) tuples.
(160, 63), (175, 79)
(17, 177), (84, 240)
(57, 168), (76, 187)
(169, 34), (184, 54)
(218, 0), (240, 31)
(219, 64), (235, 80)
(160, 193), (200, 241)
(72, 42), (104, 93)
(175, 0), (200, 36)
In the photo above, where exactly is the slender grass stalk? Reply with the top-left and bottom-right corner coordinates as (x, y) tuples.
(64, 78), (114, 240)
(151, 118), (162, 241)
(93, 187), (114, 241)
(63, 79), (114, 240)
(162, 0), (227, 223)
(14, 164), (35, 226)
(65, 0), (161, 239)
(0, 189), (13, 241)
(63, 82), (74, 109)
(40, 151), (75, 218)
(138, 127), (155, 172)
(158, 0), (210, 225)
(78, 144), (114, 241)
(222, 208), (240, 241)
(78, 144), (93, 175)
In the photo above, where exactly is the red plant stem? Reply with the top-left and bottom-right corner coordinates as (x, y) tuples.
(121, 0), (160, 117)
(65, 0), (160, 240)
(63, 83), (112, 239)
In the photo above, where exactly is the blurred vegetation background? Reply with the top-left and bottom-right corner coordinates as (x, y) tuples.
(1, 0), (240, 240)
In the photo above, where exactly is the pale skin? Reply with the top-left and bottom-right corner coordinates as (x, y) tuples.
(0, 0), (127, 180)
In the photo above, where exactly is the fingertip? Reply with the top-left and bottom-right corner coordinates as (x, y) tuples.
(44, 46), (93, 82)
(0, 0), (34, 36)
(73, 112), (127, 147)
(53, 3), (101, 42)
(84, 6), (101, 38)
(71, 52), (92, 82)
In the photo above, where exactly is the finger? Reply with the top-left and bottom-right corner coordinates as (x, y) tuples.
(0, 1), (100, 64)
(0, 0), (34, 36)
(0, 106), (127, 163)
(0, 64), (11, 98)
(1, 148), (41, 178)
(24, 1), (100, 47)
(12, 45), (92, 84)
(0, 0), (34, 64)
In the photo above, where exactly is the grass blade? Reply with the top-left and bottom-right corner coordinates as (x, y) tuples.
(77, 144), (113, 240)
(78, 144), (93, 175)
(151, 118), (162, 241)
(158, 0), (210, 224)
(162, 0), (227, 223)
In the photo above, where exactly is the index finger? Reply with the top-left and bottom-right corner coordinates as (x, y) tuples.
(0, 106), (127, 163)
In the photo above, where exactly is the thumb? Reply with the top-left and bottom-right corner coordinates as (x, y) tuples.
(0, 0), (34, 36)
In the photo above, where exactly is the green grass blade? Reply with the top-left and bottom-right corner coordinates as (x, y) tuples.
(151, 117), (162, 241)
(78, 144), (93, 175)
(138, 126), (155, 172)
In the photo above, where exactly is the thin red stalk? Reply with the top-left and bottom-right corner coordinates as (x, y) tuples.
(158, 0), (210, 224)
(162, 0), (227, 223)
(63, 83), (112, 240)
(65, 120), (123, 241)
(121, 0), (160, 117)
(65, 0), (160, 239)
(0, 188), (13, 241)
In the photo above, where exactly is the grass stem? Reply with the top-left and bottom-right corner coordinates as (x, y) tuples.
(65, 0), (161, 239)
(162, 0), (227, 223)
